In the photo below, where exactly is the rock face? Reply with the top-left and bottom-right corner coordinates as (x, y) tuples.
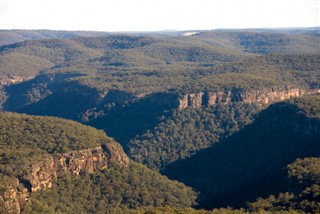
(1, 143), (129, 213)
(0, 180), (30, 214)
(0, 74), (24, 86)
(178, 86), (320, 110)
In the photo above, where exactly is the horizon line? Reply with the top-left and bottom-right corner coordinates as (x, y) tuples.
(1, 26), (319, 33)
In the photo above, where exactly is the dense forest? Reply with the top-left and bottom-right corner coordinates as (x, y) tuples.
(0, 113), (197, 213)
(127, 103), (260, 170)
(163, 96), (320, 209)
(0, 29), (319, 213)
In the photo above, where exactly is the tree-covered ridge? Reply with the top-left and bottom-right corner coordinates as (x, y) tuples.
(288, 157), (320, 186)
(248, 157), (320, 213)
(1, 31), (319, 79)
(23, 157), (319, 213)
(286, 96), (320, 119)
(0, 112), (114, 179)
(0, 29), (113, 46)
(0, 113), (198, 213)
(122, 158), (320, 213)
(23, 162), (197, 213)
(163, 96), (320, 209)
(1, 31), (319, 113)
(0, 112), (111, 154)
(128, 103), (260, 170)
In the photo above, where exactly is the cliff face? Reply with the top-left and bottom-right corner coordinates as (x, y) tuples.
(0, 75), (25, 86)
(178, 87), (320, 110)
(1, 143), (129, 213)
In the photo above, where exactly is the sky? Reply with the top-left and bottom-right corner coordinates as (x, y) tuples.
(0, 0), (319, 31)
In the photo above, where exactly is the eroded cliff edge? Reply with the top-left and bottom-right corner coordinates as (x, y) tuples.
(178, 86), (320, 110)
(0, 143), (129, 213)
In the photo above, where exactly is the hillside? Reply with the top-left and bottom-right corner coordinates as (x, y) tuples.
(0, 112), (197, 213)
(163, 96), (320, 209)
(1, 30), (320, 213)
(246, 157), (320, 213)
(0, 30), (113, 46)
(1, 31), (320, 78)
(1, 31), (319, 171)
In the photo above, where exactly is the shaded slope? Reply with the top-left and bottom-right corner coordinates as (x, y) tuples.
(248, 157), (320, 213)
(0, 112), (197, 213)
(163, 96), (320, 209)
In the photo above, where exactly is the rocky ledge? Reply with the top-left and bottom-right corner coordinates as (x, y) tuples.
(0, 143), (129, 213)
(178, 86), (320, 110)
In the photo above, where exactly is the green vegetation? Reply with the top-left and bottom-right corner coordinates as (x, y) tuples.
(23, 162), (196, 213)
(248, 157), (320, 213)
(0, 112), (109, 154)
(0, 29), (112, 46)
(1, 30), (320, 213)
(163, 96), (320, 209)
(0, 112), (197, 213)
(0, 112), (113, 177)
(128, 103), (259, 170)
(24, 155), (320, 213)
(285, 96), (320, 119)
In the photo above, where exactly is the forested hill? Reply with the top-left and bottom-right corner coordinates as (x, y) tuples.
(0, 30), (112, 46)
(0, 112), (196, 213)
(1, 30), (319, 172)
(163, 96), (320, 209)
(1, 29), (320, 213)
(1, 30), (320, 78)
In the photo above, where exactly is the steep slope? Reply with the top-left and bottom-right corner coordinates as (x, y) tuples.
(0, 113), (197, 213)
(163, 96), (320, 209)
(248, 157), (320, 213)
(1, 30), (319, 175)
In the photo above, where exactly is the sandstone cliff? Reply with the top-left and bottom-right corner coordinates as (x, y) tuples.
(0, 143), (129, 213)
(0, 74), (25, 86)
(178, 86), (320, 110)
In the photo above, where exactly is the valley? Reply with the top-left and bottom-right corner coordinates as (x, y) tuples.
(0, 28), (319, 213)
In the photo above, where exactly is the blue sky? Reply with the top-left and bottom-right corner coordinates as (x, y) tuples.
(0, 0), (319, 31)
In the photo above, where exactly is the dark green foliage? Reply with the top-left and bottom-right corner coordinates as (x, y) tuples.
(0, 112), (197, 213)
(88, 92), (177, 145)
(3, 73), (85, 112)
(1, 30), (320, 213)
(285, 96), (320, 119)
(0, 112), (112, 178)
(1, 31), (319, 118)
(163, 96), (320, 209)
(248, 157), (320, 213)
(23, 162), (197, 213)
(128, 103), (259, 170)
(238, 32), (319, 54)
(0, 112), (109, 154)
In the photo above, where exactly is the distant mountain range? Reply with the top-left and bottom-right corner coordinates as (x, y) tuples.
(0, 28), (319, 213)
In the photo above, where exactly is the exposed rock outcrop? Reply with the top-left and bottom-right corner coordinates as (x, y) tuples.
(179, 86), (320, 110)
(0, 182), (29, 214)
(1, 143), (129, 213)
(0, 74), (24, 86)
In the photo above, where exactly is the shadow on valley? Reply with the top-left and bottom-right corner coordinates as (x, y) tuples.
(162, 98), (320, 209)
(3, 72), (85, 114)
(88, 92), (179, 150)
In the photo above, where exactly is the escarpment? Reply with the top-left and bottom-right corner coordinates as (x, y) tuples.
(178, 86), (320, 110)
(0, 143), (129, 213)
